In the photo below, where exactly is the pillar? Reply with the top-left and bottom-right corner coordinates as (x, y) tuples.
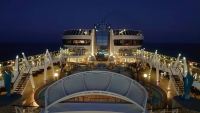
(173, 54), (181, 68)
(183, 57), (187, 77)
(44, 54), (47, 81)
(47, 49), (55, 75)
(14, 55), (19, 77)
(29, 71), (35, 89)
(22, 52), (31, 70)
(155, 51), (159, 82)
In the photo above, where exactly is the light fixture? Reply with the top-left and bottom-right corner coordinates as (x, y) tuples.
(144, 74), (147, 78)
(54, 73), (58, 76)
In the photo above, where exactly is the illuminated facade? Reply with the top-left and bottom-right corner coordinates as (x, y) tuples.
(62, 21), (144, 63)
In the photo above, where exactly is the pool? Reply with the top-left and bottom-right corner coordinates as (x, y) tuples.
(38, 87), (47, 104)
(145, 84), (163, 106)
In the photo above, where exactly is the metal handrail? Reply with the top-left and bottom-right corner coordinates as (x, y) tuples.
(13, 69), (22, 85)
(14, 67), (32, 93)
(169, 68), (184, 95)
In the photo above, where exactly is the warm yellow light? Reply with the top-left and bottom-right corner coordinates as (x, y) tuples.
(54, 73), (58, 76)
(144, 74), (147, 78)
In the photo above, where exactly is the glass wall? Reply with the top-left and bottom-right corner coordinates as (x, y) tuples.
(94, 24), (110, 55)
(114, 39), (143, 46)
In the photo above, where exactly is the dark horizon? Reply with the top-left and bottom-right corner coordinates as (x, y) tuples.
(0, 0), (200, 43)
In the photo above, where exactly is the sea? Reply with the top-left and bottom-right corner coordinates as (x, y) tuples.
(0, 42), (200, 64)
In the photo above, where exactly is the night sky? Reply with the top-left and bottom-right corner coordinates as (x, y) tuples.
(0, 0), (200, 43)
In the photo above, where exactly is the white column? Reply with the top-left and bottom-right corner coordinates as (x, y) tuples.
(59, 48), (63, 67)
(167, 69), (173, 90)
(91, 29), (94, 55)
(110, 30), (113, 55)
(47, 49), (55, 75)
(14, 55), (19, 77)
(29, 71), (35, 89)
(183, 57), (187, 77)
(155, 51), (159, 82)
(22, 52), (31, 70)
(44, 54), (47, 81)
(173, 54), (181, 68)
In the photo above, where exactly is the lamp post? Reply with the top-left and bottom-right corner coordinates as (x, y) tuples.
(143, 73), (147, 86)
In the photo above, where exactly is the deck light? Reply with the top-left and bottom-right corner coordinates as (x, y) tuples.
(143, 74), (147, 78)
(54, 73), (58, 76)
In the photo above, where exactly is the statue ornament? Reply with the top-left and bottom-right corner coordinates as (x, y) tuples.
(182, 57), (193, 101)
(182, 72), (193, 100)
(3, 71), (12, 96)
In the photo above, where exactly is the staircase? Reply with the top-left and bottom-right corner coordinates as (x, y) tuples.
(169, 74), (183, 96)
(14, 73), (30, 94)
(171, 75), (184, 95)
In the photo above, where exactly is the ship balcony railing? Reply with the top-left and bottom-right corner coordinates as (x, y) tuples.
(63, 29), (92, 35)
(112, 29), (143, 36)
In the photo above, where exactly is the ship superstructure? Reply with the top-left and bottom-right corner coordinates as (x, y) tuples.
(62, 20), (144, 63)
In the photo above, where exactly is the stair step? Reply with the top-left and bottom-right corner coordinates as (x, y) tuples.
(16, 87), (23, 89)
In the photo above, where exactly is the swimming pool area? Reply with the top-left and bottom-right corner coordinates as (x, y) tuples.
(145, 84), (164, 107)
(38, 87), (47, 104)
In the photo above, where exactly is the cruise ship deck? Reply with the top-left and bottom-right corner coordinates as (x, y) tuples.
(0, 22), (200, 113)
(0, 49), (200, 113)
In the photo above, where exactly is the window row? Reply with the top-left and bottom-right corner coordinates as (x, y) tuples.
(114, 40), (143, 46)
(62, 39), (91, 45)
